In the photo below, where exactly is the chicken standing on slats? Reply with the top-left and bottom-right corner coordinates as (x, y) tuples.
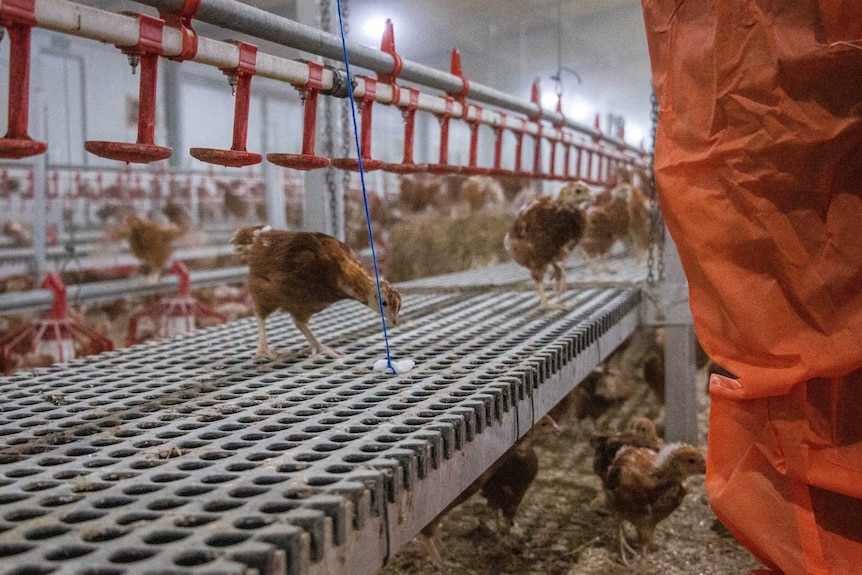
(230, 225), (401, 359)
(603, 442), (706, 565)
(504, 181), (591, 309)
(577, 184), (629, 272)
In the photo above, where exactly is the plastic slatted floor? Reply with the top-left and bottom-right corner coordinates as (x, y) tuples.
(0, 279), (642, 575)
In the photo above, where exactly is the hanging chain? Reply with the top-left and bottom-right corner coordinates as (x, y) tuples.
(318, 0), (340, 236)
(339, 0), (353, 199)
(646, 85), (665, 286)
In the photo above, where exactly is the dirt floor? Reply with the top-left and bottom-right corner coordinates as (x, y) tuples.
(377, 368), (762, 575)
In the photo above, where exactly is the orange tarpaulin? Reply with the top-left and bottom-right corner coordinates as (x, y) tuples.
(640, 2), (862, 574)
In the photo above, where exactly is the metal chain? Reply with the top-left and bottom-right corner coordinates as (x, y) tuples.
(319, 0), (340, 236)
(646, 85), (665, 285)
(339, 0), (352, 197)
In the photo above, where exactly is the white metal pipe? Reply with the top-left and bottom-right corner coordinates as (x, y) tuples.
(0, 266), (248, 315)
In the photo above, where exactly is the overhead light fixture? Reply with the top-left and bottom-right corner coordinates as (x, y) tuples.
(361, 17), (388, 40)
(626, 124), (644, 143)
(541, 92), (559, 110)
(568, 97), (592, 121)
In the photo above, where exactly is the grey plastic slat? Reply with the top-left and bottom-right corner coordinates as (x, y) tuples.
(0, 284), (641, 575)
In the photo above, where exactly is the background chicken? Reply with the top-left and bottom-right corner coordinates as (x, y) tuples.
(591, 416), (664, 487)
(417, 415), (559, 566)
(2, 220), (33, 247)
(230, 225), (401, 359)
(504, 181), (591, 309)
(480, 416), (560, 539)
(625, 180), (651, 261)
(115, 214), (186, 283)
(221, 180), (252, 222)
(577, 184), (629, 272)
(603, 442), (706, 565)
(163, 196), (192, 231)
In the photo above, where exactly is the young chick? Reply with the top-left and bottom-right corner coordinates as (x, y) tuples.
(231, 226), (402, 359)
(504, 181), (591, 309)
(603, 442), (706, 565)
(119, 214), (186, 283)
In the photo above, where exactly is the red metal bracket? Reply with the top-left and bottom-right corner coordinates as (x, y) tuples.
(526, 80), (550, 178)
(551, 93), (572, 180)
(0, 0), (47, 159)
(331, 77), (385, 172)
(461, 104), (490, 176)
(528, 80), (543, 123)
(85, 13), (172, 164)
(512, 117), (528, 176)
(592, 112), (603, 142)
(377, 19), (402, 88)
(190, 41), (262, 167)
(488, 112), (510, 177)
(531, 122), (546, 178)
(449, 49), (470, 113)
(383, 87), (428, 174)
(158, 0), (200, 62)
(425, 96), (462, 175)
(268, 61), (331, 170)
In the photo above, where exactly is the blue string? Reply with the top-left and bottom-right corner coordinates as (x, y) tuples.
(335, 0), (395, 374)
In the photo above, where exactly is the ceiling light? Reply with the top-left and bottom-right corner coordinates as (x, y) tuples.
(541, 92), (559, 110)
(361, 17), (387, 40)
(626, 124), (644, 143)
(567, 97), (592, 121)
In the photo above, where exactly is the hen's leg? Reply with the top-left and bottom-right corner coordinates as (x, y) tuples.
(536, 281), (552, 309)
(254, 316), (279, 360)
(294, 319), (343, 358)
(618, 523), (639, 566)
(416, 532), (443, 569)
(551, 263), (568, 305)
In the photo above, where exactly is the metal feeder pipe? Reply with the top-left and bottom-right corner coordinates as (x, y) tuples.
(128, 0), (639, 152)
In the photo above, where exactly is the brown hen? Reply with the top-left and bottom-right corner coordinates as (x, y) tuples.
(2, 220), (32, 246)
(504, 181), (591, 308)
(603, 442), (706, 565)
(230, 226), (401, 359)
(119, 214), (185, 283)
(417, 415), (559, 566)
(578, 185), (629, 272)
(591, 416), (664, 486)
(480, 416), (560, 538)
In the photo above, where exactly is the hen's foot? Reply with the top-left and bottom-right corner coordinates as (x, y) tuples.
(298, 345), (344, 358)
(253, 347), (282, 361)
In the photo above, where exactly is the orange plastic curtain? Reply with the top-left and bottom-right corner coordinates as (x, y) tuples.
(640, 2), (862, 574)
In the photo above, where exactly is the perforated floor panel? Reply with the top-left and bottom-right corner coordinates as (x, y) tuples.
(0, 277), (642, 575)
